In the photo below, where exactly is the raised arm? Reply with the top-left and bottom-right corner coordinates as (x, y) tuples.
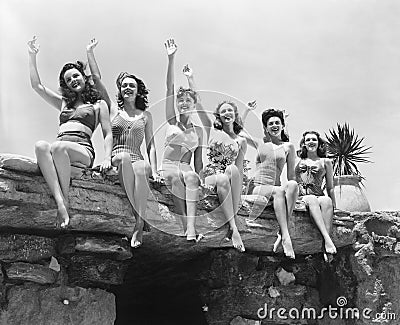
(239, 101), (261, 149)
(86, 38), (113, 110)
(235, 137), (248, 189)
(27, 36), (62, 110)
(286, 143), (296, 181)
(324, 158), (337, 209)
(144, 111), (158, 178)
(242, 100), (257, 124)
(165, 39), (177, 125)
(86, 38), (102, 79)
(184, 65), (213, 139)
(95, 100), (112, 172)
(193, 127), (204, 174)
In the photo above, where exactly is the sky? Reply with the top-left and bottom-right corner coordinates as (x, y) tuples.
(1, 0), (399, 211)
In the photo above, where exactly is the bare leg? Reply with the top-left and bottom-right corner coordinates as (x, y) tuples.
(225, 165), (244, 231)
(183, 171), (200, 241)
(35, 141), (68, 226)
(114, 153), (150, 248)
(206, 174), (245, 252)
(131, 160), (151, 248)
(50, 141), (92, 227)
(318, 196), (336, 255)
(164, 168), (188, 233)
(253, 185), (295, 259)
(285, 180), (299, 220)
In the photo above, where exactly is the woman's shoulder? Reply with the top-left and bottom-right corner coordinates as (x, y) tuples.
(236, 135), (247, 146)
(323, 157), (333, 167)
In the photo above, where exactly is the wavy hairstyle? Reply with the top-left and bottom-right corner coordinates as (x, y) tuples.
(59, 61), (101, 107)
(261, 108), (289, 142)
(213, 101), (243, 135)
(176, 87), (197, 104)
(298, 131), (327, 158)
(116, 72), (149, 111)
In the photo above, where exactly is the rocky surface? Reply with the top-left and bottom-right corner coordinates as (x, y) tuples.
(1, 284), (115, 325)
(0, 153), (355, 254)
(0, 153), (398, 325)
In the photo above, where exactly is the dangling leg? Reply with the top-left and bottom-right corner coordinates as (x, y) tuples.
(318, 196), (336, 255)
(114, 153), (141, 247)
(129, 160), (152, 248)
(35, 141), (68, 226)
(206, 174), (245, 252)
(254, 185), (295, 258)
(225, 165), (246, 242)
(50, 141), (92, 227)
(285, 180), (299, 220)
(163, 164), (188, 233)
(183, 171), (200, 241)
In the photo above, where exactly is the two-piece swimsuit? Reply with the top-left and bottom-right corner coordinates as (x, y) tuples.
(160, 123), (199, 181)
(58, 103), (96, 167)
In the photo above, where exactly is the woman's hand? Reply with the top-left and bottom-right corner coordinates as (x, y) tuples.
(87, 38), (98, 52)
(99, 157), (112, 173)
(164, 38), (177, 57)
(183, 64), (193, 78)
(27, 36), (39, 54)
(247, 100), (257, 110)
(152, 171), (164, 183)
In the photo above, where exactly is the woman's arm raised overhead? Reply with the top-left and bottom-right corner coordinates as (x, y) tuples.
(28, 36), (63, 110)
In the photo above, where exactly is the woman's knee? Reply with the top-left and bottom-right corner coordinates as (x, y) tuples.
(117, 152), (132, 166)
(286, 180), (298, 192)
(303, 195), (319, 207)
(35, 141), (51, 155)
(50, 141), (69, 156)
(273, 186), (285, 198)
(225, 165), (239, 178)
(318, 196), (333, 209)
(133, 160), (151, 177)
(183, 171), (199, 187)
(215, 174), (230, 189)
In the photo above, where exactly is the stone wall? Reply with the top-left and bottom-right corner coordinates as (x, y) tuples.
(0, 153), (398, 325)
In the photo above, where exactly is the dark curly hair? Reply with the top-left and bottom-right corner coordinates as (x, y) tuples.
(298, 131), (327, 158)
(261, 108), (289, 142)
(176, 87), (197, 104)
(59, 61), (101, 108)
(116, 72), (149, 111)
(213, 101), (243, 135)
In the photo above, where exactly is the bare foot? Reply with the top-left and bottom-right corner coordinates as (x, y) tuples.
(186, 225), (196, 241)
(131, 219), (144, 248)
(281, 235), (295, 259)
(225, 228), (233, 242)
(185, 228), (204, 243)
(232, 229), (245, 252)
(323, 238), (336, 263)
(58, 205), (69, 229)
(324, 237), (337, 255)
(273, 231), (282, 253)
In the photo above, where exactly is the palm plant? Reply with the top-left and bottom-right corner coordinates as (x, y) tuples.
(325, 123), (372, 178)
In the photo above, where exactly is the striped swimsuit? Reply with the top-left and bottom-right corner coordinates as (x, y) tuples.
(111, 111), (146, 162)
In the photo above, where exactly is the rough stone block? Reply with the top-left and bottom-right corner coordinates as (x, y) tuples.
(1, 284), (115, 325)
(5, 262), (58, 284)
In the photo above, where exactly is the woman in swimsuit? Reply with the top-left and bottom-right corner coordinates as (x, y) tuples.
(162, 39), (203, 241)
(28, 36), (112, 228)
(296, 131), (337, 260)
(196, 95), (247, 252)
(242, 106), (298, 259)
(86, 39), (159, 248)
